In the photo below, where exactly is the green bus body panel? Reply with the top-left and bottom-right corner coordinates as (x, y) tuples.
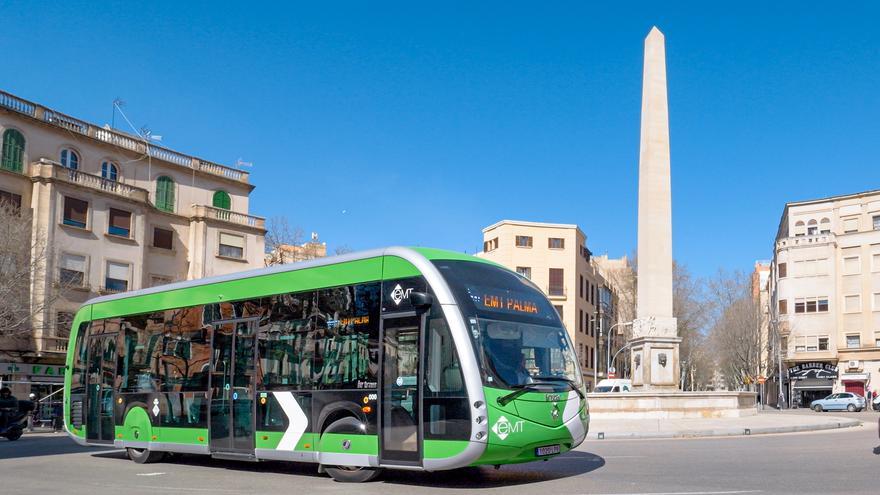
(255, 431), (317, 451)
(319, 433), (378, 455)
(423, 440), (469, 459)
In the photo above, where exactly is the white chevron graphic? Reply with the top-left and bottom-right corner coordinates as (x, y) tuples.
(273, 391), (309, 450)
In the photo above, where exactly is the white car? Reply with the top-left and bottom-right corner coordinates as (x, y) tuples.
(594, 379), (632, 392)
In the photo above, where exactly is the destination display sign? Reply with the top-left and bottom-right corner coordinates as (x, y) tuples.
(788, 362), (838, 380)
(468, 285), (555, 320)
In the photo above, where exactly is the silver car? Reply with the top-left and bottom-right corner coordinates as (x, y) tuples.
(810, 392), (866, 412)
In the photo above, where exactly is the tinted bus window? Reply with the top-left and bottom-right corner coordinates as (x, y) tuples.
(70, 322), (89, 394)
(119, 312), (164, 393)
(314, 283), (380, 389)
(159, 306), (211, 392)
(258, 291), (316, 390)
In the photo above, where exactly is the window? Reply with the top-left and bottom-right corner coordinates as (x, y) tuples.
(873, 215), (880, 231)
(806, 299), (817, 313)
(101, 161), (118, 181)
(819, 218), (831, 234)
(846, 334), (861, 349)
(843, 256), (860, 275)
(483, 237), (498, 252)
(844, 294), (861, 313)
(793, 221), (805, 236)
(212, 190), (231, 210)
(62, 197), (88, 228)
(843, 217), (858, 233)
(515, 266), (531, 279)
(60, 148), (79, 169)
(105, 261), (130, 292)
(515, 235), (532, 248)
(153, 227), (173, 250)
(818, 337), (829, 351)
(258, 290), (317, 390)
(422, 302), (468, 439)
(778, 263), (787, 278)
(807, 219), (818, 235)
(554, 305), (563, 319)
(873, 252), (880, 272)
(155, 176), (175, 212)
(778, 299), (787, 315)
(1, 129), (25, 173)
(580, 275), (584, 298)
(875, 335), (880, 348)
(818, 298), (829, 312)
(548, 237), (565, 249)
(873, 293), (880, 311)
(579, 309), (584, 333)
(108, 208), (132, 237)
(548, 268), (564, 296)
(794, 299), (804, 313)
(794, 297), (828, 313)
(0, 189), (22, 211)
(59, 253), (86, 287)
(219, 232), (245, 258)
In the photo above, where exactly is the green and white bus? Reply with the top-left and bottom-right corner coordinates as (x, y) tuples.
(64, 247), (588, 482)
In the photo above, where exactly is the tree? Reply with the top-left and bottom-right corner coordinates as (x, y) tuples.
(264, 216), (305, 266)
(673, 262), (713, 391)
(0, 199), (64, 352)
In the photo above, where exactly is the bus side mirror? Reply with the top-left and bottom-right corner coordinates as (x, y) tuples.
(410, 292), (433, 310)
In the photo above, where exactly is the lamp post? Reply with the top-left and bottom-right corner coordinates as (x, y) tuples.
(604, 321), (634, 377)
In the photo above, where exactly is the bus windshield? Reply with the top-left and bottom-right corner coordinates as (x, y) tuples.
(433, 260), (582, 390)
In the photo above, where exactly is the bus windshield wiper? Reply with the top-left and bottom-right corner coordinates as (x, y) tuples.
(529, 376), (586, 400)
(497, 382), (554, 406)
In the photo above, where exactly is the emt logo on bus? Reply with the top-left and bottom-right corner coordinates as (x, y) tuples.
(491, 415), (524, 441)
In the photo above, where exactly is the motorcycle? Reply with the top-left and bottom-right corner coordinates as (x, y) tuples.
(0, 398), (35, 441)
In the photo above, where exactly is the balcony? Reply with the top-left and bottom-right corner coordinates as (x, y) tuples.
(1, 89), (250, 184)
(547, 285), (567, 299)
(191, 204), (266, 230)
(40, 336), (69, 354)
(31, 159), (150, 202)
(776, 233), (835, 250)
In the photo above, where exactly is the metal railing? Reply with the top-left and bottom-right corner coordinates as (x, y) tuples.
(1, 88), (249, 183)
(32, 159), (150, 202)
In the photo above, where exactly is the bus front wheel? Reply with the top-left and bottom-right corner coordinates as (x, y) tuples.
(321, 417), (382, 483)
(127, 447), (166, 464)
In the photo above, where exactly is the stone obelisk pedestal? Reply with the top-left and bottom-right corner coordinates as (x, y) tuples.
(630, 26), (681, 390)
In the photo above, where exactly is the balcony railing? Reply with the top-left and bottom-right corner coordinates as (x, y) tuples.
(776, 233), (835, 249)
(547, 286), (567, 298)
(32, 159), (150, 202)
(192, 204), (266, 229)
(41, 336), (69, 354)
(1, 88), (249, 183)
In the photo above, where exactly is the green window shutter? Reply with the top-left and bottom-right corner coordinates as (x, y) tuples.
(155, 176), (175, 212)
(1, 129), (25, 173)
(212, 190), (231, 210)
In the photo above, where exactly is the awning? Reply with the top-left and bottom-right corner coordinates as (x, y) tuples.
(792, 378), (834, 390)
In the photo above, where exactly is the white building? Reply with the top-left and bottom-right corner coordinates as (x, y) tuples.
(769, 189), (880, 406)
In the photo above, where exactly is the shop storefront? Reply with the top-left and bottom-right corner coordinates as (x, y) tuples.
(788, 362), (837, 408)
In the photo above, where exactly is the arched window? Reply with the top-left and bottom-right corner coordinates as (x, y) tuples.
(807, 219), (818, 235)
(155, 176), (175, 212)
(1, 129), (25, 173)
(101, 161), (118, 181)
(212, 190), (231, 210)
(794, 221), (806, 237)
(820, 218), (831, 234)
(60, 148), (79, 169)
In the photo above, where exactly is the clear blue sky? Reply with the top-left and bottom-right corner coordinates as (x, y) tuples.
(3, 2), (878, 278)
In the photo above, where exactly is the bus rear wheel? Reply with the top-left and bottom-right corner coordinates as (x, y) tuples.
(321, 417), (382, 483)
(127, 447), (166, 464)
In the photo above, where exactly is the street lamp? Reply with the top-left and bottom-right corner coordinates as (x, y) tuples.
(604, 321), (633, 377)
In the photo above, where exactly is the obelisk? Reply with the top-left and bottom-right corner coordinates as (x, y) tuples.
(630, 26), (681, 390)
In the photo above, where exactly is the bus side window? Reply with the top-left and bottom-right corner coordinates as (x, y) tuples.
(423, 305), (470, 440)
(258, 290), (317, 390)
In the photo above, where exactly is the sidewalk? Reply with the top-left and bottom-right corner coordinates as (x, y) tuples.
(587, 410), (863, 440)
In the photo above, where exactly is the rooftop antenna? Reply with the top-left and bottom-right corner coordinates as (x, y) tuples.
(112, 98), (125, 130)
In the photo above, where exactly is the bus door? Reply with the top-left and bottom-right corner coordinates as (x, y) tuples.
(85, 333), (117, 444)
(209, 320), (256, 454)
(379, 314), (423, 465)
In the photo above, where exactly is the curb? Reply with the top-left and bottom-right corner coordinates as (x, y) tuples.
(589, 418), (862, 440)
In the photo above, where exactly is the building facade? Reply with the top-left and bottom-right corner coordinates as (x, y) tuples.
(476, 220), (608, 390)
(769, 190), (880, 407)
(0, 89), (266, 396)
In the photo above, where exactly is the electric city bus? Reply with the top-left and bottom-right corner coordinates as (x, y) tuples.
(64, 247), (588, 482)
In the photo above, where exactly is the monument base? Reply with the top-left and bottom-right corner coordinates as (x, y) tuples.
(629, 333), (681, 389)
(586, 391), (758, 419)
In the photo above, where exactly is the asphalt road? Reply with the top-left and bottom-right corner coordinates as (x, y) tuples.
(1, 413), (878, 495)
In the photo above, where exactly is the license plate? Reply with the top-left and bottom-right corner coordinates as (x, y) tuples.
(535, 444), (561, 456)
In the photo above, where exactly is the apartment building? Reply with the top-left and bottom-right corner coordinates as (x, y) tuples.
(0, 89), (266, 395)
(476, 220), (608, 389)
(769, 190), (880, 406)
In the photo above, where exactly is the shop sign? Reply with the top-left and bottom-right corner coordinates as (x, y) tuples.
(0, 362), (65, 377)
(788, 362), (837, 381)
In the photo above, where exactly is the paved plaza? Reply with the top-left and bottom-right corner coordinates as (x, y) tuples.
(2, 412), (877, 495)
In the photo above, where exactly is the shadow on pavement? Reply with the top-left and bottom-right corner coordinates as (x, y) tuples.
(0, 433), (113, 460)
(93, 449), (604, 487)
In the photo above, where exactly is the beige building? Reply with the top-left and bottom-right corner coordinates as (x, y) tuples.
(0, 89), (266, 391)
(769, 189), (880, 406)
(477, 220), (608, 389)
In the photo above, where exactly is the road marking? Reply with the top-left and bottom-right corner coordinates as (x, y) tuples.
(583, 491), (761, 495)
(94, 483), (243, 493)
(135, 472), (166, 476)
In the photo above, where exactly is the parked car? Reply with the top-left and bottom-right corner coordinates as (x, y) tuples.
(810, 392), (866, 412)
(593, 379), (632, 393)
